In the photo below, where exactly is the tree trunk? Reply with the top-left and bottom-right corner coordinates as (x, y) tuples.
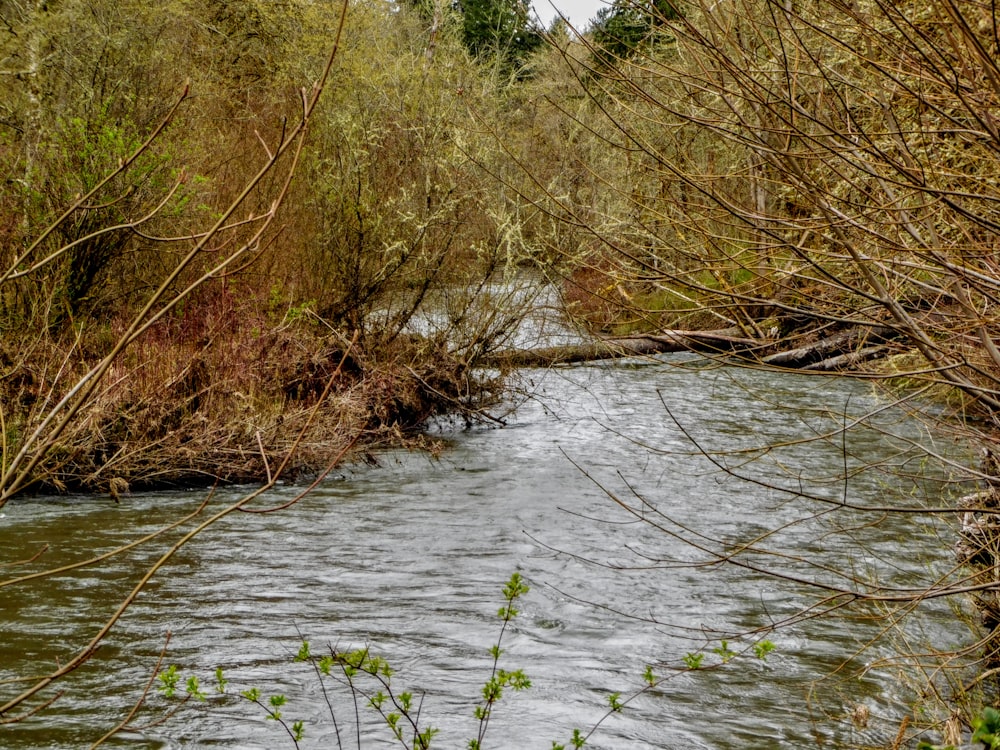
(485, 327), (762, 367)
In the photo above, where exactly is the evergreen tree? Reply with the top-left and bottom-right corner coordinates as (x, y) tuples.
(590, 1), (649, 67)
(589, 0), (680, 67)
(458, 0), (542, 73)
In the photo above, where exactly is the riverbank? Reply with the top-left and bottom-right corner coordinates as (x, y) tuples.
(1, 291), (965, 499)
(0, 306), (501, 498)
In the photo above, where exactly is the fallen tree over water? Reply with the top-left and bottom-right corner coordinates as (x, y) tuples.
(486, 326), (761, 366)
(487, 323), (901, 372)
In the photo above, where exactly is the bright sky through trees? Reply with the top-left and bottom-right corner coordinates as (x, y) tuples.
(535, 0), (608, 28)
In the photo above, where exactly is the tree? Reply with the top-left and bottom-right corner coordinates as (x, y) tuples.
(458, 0), (543, 73)
(589, 0), (680, 67)
(590, 1), (651, 66)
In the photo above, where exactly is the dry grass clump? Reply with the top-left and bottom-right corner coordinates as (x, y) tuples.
(0, 288), (492, 497)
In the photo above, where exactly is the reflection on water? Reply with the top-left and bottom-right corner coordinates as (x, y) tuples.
(0, 355), (970, 748)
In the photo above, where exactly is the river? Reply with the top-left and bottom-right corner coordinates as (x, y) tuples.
(0, 355), (969, 748)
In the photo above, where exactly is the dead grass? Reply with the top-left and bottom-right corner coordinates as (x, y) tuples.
(0, 288), (492, 497)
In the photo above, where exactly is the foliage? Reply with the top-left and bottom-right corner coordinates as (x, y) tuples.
(459, 0), (543, 73)
(112, 575), (781, 748)
(118, 574), (534, 748)
(682, 652), (704, 670)
(469, 572), (532, 748)
(973, 708), (1000, 750)
(0, 0), (545, 497)
(590, 1), (652, 66)
(589, 0), (680, 68)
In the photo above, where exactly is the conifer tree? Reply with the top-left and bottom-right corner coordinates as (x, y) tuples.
(458, 0), (542, 73)
(589, 0), (680, 67)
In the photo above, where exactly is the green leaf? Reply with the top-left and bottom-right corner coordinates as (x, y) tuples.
(269, 694), (287, 709)
(186, 675), (206, 702)
(502, 572), (529, 600)
(482, 676), (502, 703)
(712, 640), (736, 663)
(973, 707), (1000, 746)
(380, 660), (394, 679)
(643, 665), (655, 686)
(388, 712), (403, 741)
(501, 668), (531, 691)
(215, 667), (228, 694)
(415, 726), (439, 749)
(682, 652), (704, 670)
(157, 665), (180, 698)
(295, 641), (311, 662)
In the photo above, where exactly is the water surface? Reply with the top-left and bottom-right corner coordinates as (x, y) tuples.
(0, 356), (968, 748)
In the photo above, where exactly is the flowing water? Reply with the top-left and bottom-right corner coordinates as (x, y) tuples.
(0, 356), (970, 749)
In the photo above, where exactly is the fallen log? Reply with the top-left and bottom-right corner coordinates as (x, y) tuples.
(483, 322), (904, 371)
(802, 345), (890, 371)
(485, 327), (764, 368)
(761, 326), (895, 368)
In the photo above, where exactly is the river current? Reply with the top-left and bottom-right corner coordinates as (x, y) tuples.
(0, 355), (968, 748)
